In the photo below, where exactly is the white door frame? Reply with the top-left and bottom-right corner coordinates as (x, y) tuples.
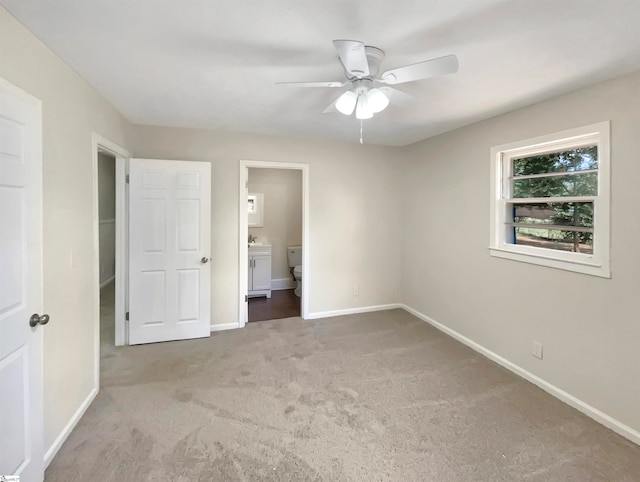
(91, 133), (130, 370)
(238, 160), (310, 327)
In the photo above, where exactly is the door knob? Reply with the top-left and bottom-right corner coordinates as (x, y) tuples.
(201, 257), (211, 264)
(29, 313), (50, 327)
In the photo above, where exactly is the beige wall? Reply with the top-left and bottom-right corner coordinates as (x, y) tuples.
(401, 72), (640, 435)
(248, 168), (302, 281)
(131, 126), (404, 322)
(0, 8), (131, 452)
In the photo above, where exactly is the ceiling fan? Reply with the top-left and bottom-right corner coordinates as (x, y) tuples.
(277, 40), (459, 120)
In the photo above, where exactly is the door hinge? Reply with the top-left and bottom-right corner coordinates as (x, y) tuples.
(126, 174), (130, 184)
(125, 311), (129, 321)
(245, 180), (248, 189)
(245, 295), (248, 302)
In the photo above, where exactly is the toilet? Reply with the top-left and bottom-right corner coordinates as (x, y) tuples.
(287, 245), (302, 297)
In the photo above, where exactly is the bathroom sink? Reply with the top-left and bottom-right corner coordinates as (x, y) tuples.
(248, 242), (263, 246)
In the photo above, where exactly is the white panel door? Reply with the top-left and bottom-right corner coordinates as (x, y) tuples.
(0, 79), (44, 481)
(128, 159), (211, 345)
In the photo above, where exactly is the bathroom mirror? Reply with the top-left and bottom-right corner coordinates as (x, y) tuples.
(248, 193), (264, 227)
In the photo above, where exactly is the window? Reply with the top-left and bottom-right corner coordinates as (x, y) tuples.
(490, 122), (610, 277)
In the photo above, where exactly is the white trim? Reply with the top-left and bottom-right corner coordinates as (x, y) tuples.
(44, 387), (98, 468)
(271, 278), (296, 290)
(400, 304), (640, 447)
(488, 247), (606, 277)
(99, 276), (115, 289)
(510, 168), (598, 181)
(91, 134), (130, 379)
(248, 289), (271, 299)
(210, 322), (239, 332)
(99, 218), (116, 225)
(492, 129), (603, 160)
(489, 121), (611, 278)
(507, 195), (596, 204)
(239, 160), (310, 328)
(306, 303), (403, 320)
(114, 157), (128, 346)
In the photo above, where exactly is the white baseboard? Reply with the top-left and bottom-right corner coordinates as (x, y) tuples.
(400, 304), (640, 447)
(271, 278), (296, 290)
(44, 387), (98, 468)
(99, 276), (115, 289)
(306, 303), (403, 320)
(210, 322), (239, 332)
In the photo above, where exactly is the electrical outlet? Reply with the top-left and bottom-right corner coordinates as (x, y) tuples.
(353, 286), (359, 296)
(532, 341), (543, 360)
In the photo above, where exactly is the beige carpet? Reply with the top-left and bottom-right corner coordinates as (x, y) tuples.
(46, 285), (640, 481)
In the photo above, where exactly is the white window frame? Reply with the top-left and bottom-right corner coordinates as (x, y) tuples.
(489, 121), (610, 278)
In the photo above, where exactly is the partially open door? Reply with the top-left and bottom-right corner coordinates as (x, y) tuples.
(0, 78), (44, 481)
(128, 159), (211, 345)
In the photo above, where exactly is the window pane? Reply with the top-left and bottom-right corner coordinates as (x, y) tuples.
(511, 202), (593, 228)
(512, 145), (598, 176)
(512, 171), (597, 198)
(513, 227), (593, 254)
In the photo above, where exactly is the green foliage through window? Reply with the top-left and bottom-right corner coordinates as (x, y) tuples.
(512, 146), (598, 176)
(510, 145), (597, 253)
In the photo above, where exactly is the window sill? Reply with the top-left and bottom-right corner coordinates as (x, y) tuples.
(489, 247), (610, 278)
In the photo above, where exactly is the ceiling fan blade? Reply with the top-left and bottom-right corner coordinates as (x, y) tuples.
(276, 81), (345, 88)
(380, 54), (458, 85)
(322, 99), (338, 114)
(377, 86), (416, 107)
(333, 40), (370, 78)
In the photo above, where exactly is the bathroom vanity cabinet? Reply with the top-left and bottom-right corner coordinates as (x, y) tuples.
(248, 244), (271, 298)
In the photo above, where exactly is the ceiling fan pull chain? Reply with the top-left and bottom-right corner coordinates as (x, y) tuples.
(360, 119), (364, 144)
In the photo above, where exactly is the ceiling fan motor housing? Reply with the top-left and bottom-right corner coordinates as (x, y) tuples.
(353, 78), (373, 95)
(344, 46), (385, 79)
(364, 46), (385, 77)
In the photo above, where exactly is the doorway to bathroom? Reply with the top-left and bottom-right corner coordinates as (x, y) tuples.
(238, 161), (309, 327)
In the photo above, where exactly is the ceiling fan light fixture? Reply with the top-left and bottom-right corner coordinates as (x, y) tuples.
(335, 90), (357, 115)
(355, 93), (373, 120)
(367, 88), (389, 113)
(278, 40), (460, 126)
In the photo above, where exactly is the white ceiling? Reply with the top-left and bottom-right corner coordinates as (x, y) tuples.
(4, 0), (640, 146)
